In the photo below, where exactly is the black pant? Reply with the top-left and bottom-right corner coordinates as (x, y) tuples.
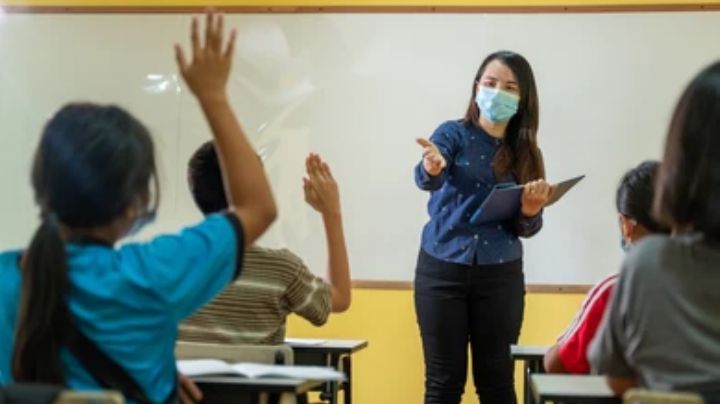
(414, 249), (525, 404)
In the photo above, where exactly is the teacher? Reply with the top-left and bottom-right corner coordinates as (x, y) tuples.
(413, 50), (551, 404)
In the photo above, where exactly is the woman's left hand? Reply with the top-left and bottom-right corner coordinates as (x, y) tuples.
(521, 179), (552, 217)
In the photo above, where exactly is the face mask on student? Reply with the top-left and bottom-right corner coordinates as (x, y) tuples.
(621, 235), (630, 251)
(619, 216), (637, 252)
(127, 210), (156, 237)
(126, 198), (157, 237)
(475, 86), (520, 123)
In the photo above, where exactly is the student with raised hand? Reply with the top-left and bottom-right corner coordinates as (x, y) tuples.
(414, 51), (550, 404)
(180, 147), (351, 344)
(0, 11), (276, 403)
(543, 161), (669, 374)
(589, 61), (720, 396)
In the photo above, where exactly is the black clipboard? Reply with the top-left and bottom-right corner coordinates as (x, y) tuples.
(469, 175), (585, 225)
(546, 175), (585, 207)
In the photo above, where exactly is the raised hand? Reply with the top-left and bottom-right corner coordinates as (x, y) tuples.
(303, 153), (341, 217)
(174, 11), (277, 246)
(174, 11), (236, 102)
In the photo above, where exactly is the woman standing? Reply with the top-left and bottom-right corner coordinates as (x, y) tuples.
(414, 51), (551, 404)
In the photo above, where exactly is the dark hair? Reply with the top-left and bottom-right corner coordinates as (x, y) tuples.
(463, 50), (544, 183)
(188, 141), (228, 215)
(616, 161), (668, 233)
(654, 61), (720, 238)
(13, 103), (159, 383)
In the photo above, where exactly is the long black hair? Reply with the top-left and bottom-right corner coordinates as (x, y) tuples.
(654, 61), (720, 239)
(13, 103), (159, 383)
(463, 50), (544, 183)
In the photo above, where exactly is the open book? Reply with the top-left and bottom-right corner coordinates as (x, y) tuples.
(177, 359), (345, 381)
(470, 175), (584, 225)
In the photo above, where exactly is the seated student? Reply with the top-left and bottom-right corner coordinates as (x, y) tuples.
(544, 161), (669, 374)
(589, 61), (720, 396)
(179, 145), (351, 345)
(0, 12), (276, 403)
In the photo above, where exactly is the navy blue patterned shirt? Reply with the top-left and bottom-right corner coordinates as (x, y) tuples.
(415, 120), (543, 265)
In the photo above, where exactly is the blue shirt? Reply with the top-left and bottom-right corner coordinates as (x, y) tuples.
(0, 213), (243, 402)
(415, 120), (543, 265)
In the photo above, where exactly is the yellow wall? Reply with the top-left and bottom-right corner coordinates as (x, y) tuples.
(287, 288), (585, 404)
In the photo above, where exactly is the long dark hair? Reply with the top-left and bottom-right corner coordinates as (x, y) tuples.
(13, 103), (159, 383)
(463, 50), (544, 183)
(653, 61), (720, 238)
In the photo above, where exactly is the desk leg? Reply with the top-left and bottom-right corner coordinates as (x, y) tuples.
(524, 359), (544, 404)
(531, 358), (544, 374)
(318, 389), (332, 403)
(317, 353), (339, 404)
(524, 361), (532, 404)
(328, 353), (340, 404)
(342, 354), (352, 404)
(278, 393), (296, 404)
(329, 381), (339, 404)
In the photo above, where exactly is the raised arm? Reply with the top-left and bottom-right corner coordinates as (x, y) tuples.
(303, 154), (351, 312)
(175, 12), (277, 245)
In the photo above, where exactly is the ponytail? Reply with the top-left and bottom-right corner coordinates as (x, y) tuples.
(12, 213), (71, 384)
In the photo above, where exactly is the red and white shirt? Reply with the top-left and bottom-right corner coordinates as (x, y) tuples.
(556, 273), (619, 374)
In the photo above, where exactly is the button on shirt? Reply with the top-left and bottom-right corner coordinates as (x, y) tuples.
(415, 120), (543, 265)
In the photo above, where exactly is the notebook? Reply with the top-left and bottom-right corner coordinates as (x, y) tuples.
(470, 175), (584, 225)
(177, 359), (345, 381)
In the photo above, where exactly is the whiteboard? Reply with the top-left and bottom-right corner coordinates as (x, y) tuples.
(1, 12), (719, 284)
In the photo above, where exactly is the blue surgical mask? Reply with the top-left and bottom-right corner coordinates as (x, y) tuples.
(619, 216), (636, 252)
(127, 210), (156, 237)
(475, 86), (520, 123)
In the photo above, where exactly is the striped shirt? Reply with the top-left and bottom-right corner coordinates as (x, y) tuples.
(179, 246), (332, 345)
(556, 272), (618, 374)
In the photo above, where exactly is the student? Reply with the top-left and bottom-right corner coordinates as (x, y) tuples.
(543, 161), (668, 374)
(0, 12), (276, 403)
(413, 51), (551, 404)
(179, 145), (351, 345)
(588, 61), (720, 396)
